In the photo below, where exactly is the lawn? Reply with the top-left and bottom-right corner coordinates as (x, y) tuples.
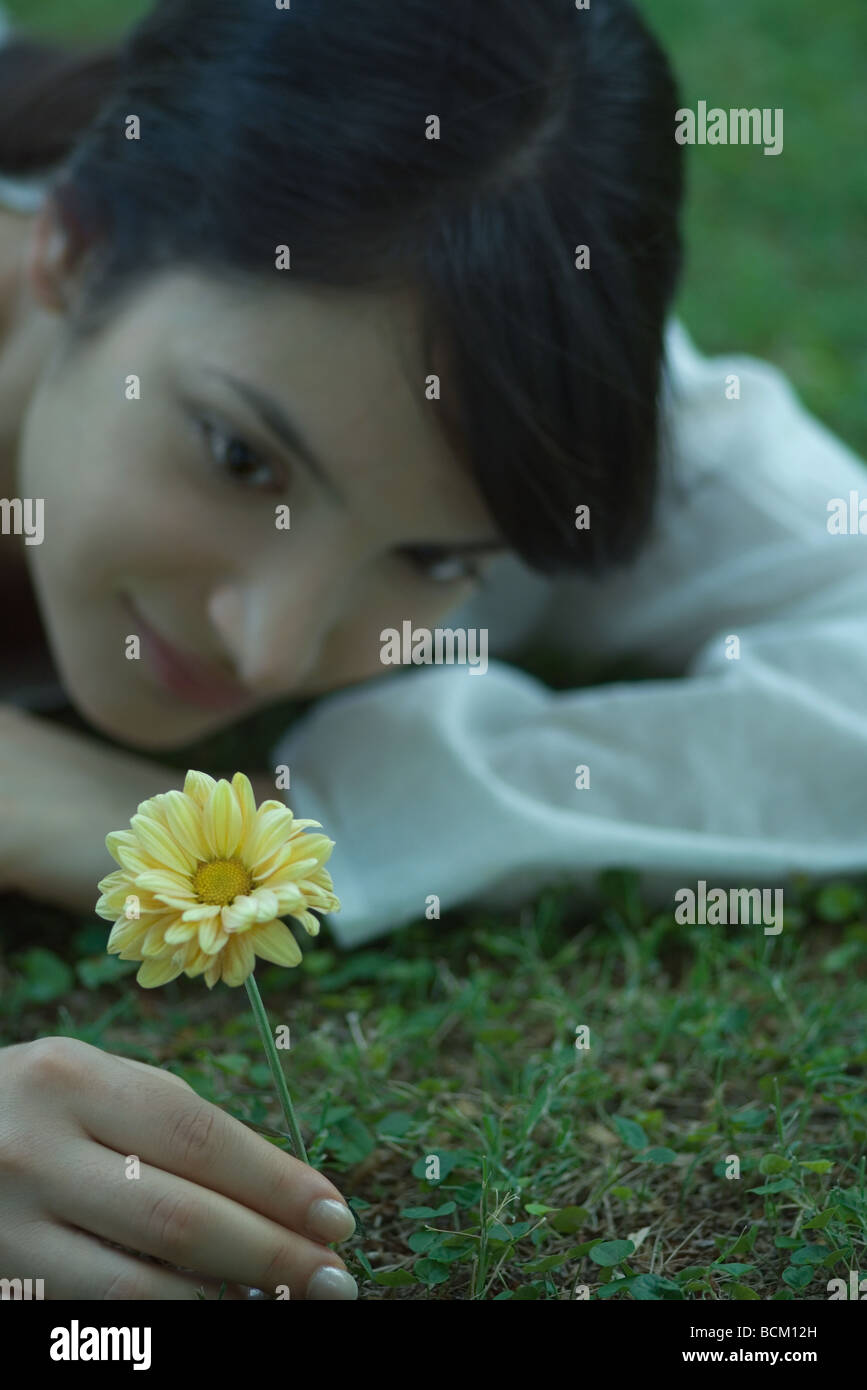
(1, 0), (865, 1301)
(4, 872), (867, 1300)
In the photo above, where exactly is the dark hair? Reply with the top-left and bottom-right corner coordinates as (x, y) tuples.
(0, 36), (118, 173)
(4, 0), (684, 577)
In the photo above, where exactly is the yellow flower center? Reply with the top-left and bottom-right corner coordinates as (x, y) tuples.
(193, 858), (253, 906)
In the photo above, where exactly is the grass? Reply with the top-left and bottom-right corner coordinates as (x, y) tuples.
(648, 0), (867, 456)
(1, 0), (865, 1300)
(2, 870), (866, 1299)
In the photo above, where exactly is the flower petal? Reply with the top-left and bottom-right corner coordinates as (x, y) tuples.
(135, 791), (174, 828)
(130, 814), (195, 876)
(155, 893), (204, 912)
(250, 888), (279, 921)
(163, 921), (199, 944)
(221, 896), (260, 932)
(106, 919), (148, 953)
(201, 780), (244, 859)
(141, 920), (171, 956)
(198, 917), (230, 955)
(269, 855), (321, 883)
(232, 772), (258, 831)
(252, 840), (333, 888)
(293, 877), (341, 911)
(290, 910), (321, 937)
(106, 832), (157, 876)
(162, 790), (210, 862)
(269, 882), (305, 913)
(134, 869), (196, 899)
(184, 770), (218, 810)
(246, 808), (297, 867)
(180, 904), (222, 923)
(287, 834), (334, 865)
(204, 959), (223, 990)
(222, 933), (257, 986)
(137, 955), (186, 989)
(169, 938), (203, 970)
(250, 919), (303, 968)
(95, 881), (137, 917)
(96, 868), (130, 897)
(95, 897), (123, 923)
(183, 949), (213, 978)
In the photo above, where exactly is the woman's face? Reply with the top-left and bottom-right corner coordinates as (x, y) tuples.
(16, 258), (501, 752)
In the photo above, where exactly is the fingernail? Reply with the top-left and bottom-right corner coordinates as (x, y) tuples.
(306, 1197), (357, 1244)
(306, 1266), (358, 1300)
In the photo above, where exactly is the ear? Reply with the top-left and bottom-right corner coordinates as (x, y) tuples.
(24, 196), (79, 314)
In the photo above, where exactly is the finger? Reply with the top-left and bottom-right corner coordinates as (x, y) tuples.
(21, 1219), (248, 1300)
(40, 1137), (357, 1300)
(72, 1052), (356, 1246)
(112, 1056), (192, 1088)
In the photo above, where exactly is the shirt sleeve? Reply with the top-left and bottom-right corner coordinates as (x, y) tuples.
(269, 321), (867, 949)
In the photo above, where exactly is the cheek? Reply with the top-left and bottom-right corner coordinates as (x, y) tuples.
(312, 581), (472, 690)
(19, 394), (208, 594)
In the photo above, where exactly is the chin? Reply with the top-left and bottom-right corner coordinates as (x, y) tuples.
(107, 720), (192, 754)
(68, 685), (199, 754)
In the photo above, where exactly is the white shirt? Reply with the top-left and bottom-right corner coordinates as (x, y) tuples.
(272, 321), (867, 948)
(1, 40), (864, 950)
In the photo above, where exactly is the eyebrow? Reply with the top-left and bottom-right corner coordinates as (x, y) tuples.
(199, 366), (505, 555)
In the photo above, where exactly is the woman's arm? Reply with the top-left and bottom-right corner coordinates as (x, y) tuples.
(0, 710), (286, 915)
(0, 706), (192, 913)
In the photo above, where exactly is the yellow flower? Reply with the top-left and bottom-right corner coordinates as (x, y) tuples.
(95, 771), (340, 989)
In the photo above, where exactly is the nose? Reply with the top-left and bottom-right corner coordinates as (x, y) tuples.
(208, 571), (334, 697)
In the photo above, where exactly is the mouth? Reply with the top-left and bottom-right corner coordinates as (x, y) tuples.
(122, 596), (254, 713)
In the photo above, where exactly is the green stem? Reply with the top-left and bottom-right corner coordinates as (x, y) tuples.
(244, 974), (308, 1164)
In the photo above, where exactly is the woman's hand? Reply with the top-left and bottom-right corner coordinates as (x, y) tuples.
(0, 1037), (358, 1299)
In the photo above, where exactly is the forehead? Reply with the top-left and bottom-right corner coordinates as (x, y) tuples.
(135, 269), (483, 522)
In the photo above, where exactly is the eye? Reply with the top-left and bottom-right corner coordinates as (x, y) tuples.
(198, 419), (285, 492)
(400, 546), (483, 585)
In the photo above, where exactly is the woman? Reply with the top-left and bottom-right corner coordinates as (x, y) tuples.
(0, 0), (864, 1299)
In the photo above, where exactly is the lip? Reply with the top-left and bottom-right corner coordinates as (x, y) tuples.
(123, 596), (253, 712)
